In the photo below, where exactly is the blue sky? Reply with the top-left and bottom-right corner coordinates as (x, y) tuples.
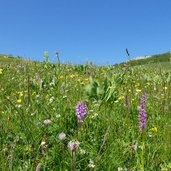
(0, 0), (171, 65)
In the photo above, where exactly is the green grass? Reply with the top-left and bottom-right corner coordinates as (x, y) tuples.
(120, 51), (171, 67)
(0, 54), (171, 170)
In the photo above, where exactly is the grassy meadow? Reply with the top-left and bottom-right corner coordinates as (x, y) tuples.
(0, 54), (171, 171)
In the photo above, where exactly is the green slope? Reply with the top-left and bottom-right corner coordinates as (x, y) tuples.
(0, 54), (34, 65)
(124, 52), (171, 67)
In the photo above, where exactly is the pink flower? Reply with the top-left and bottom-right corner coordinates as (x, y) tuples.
(58, 132), (66, 141)
(43, 119), (51, 126)
(68, 141), (80, 152)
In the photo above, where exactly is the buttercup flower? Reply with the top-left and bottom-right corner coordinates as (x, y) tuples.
(150, 127), (157, 132)
(17, 99), (22, 103)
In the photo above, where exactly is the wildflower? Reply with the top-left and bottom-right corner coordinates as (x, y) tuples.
(17, 92), (23, 103)
(40, 140), (47, 154)
(68, 141), (80, 152)
(49, 96), (55, 103)
(55, 114), (61, 118)
(79, 148), (86, 155)
(150, 127), (157, 132)
(118, 95), (124, 100)
(168, 163), (171, 168)
(117, 167), (123, 171)
(136, 83), (140, 87)
(164, 86), (168, 90)
(88, 159), (95, 168)
(60, 75), (64, 79)
(40, 141), (46, 146)
(43, 119), (51, 126)
(17, 99), (22, 103)
(25, 144), (32, 152)
(136, 89), (142, 93)
(133, 141), (138, 151)
(0, 69), (3, 74)
(117, 167), (128, 171)
(76, 101), (87, 123)
(58, 132), (66, 141)
(138, 92), (147, 133)
(18, 92), (23, 97)
(49, 78), (55, 86)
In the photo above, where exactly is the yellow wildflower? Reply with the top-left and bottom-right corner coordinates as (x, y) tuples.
(136, 89), (142, 93)
(135, 83), (140, 87)
(0, 69), (3, 74)
(17, 99), (22, 103)
(164, 87), (168, 90)
(70, 74), (75, 78)
(150, 127), (157, 132)
(118, 96), (124, 100)
(59, 75), (64, 79)
(168, 163), (171, 168)
(19, 92), (23, 97)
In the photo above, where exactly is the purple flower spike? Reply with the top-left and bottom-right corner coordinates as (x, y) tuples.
(138, 92), (147, 133)
(76, 101), (87, 123)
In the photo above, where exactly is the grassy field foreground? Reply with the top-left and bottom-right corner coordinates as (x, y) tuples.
(0, 55), (171, 170)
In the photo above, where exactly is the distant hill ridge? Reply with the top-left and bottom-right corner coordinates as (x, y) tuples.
(124, 51), (171, 66)
(0, 54), (33, 64)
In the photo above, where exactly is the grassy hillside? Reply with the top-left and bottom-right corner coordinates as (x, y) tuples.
(122, 52), (171, 67)
(0, 53), (171, 170)
(0, 54), (33, 65)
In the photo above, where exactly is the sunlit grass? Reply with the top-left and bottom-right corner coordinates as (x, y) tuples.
(0, 56), (171, 170)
